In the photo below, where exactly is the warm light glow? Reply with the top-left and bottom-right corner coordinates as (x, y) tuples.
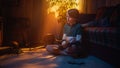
(47, 0), (80, 18)
(48, 5), (59, 17)
(45, 55), (54, 58)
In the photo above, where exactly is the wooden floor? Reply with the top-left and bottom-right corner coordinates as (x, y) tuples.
(0, 47), (115, 68)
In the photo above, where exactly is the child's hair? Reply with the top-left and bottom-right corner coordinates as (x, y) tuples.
(68, 9), (79, 19)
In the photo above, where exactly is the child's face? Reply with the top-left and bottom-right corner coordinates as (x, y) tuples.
(66, 12), (76, 26)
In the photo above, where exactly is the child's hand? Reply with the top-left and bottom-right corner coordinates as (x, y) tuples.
(61, 40), (69, 48)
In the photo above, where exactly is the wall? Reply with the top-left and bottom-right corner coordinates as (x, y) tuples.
(0, 0), (120, 45)
(83, 0), (120, 14)
(0, 0), (45, 45)
(80, 0), (106, 14)
(31, 0), (46, 42)
(106, 0), (120, 6)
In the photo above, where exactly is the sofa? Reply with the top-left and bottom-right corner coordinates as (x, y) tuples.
(81, 4), (120, 67)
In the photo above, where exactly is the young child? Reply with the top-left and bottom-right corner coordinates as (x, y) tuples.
(46, 9), (84, 57)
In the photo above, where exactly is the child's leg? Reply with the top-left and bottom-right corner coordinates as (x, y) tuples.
(46, 45), (60, 55)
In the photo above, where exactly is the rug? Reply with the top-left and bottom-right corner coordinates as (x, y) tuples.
(0, 48), (114, 68)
